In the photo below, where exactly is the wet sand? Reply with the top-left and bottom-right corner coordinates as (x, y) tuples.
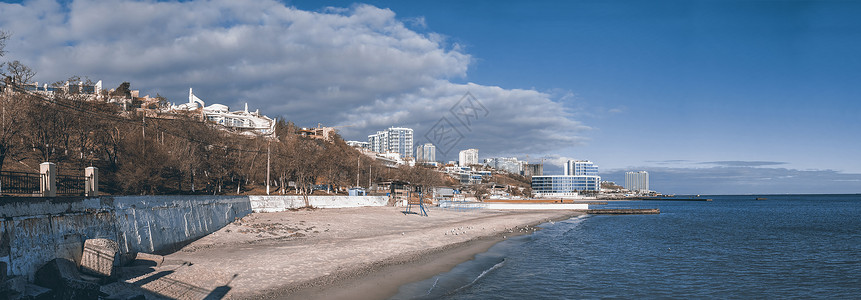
(120, 206), (582, 299)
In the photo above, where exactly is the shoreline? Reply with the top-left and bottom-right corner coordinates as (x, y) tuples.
(266, 213), (577, 300)
(118, 207), (582, 299)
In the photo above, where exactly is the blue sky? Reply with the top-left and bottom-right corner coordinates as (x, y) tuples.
(2, 0), (860, 194)
(288, 0), (861, 193)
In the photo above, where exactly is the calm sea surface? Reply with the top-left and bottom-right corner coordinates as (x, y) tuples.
(392, 194), (861, 299)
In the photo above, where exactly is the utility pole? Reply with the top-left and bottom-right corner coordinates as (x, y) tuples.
(266, 141), (271, 195)
(356, 157), (360, 187)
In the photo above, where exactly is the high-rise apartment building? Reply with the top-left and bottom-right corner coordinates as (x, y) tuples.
(458, 149), (479, 167)
(416, 143), (436, 163)
(368, 127), (413, 158)
(625, 171), (650, 192)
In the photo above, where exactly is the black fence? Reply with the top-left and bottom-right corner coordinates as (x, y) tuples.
(0, 171), (41, 196)
(57, 174), (85, 196)
(0, 171), (86, 197)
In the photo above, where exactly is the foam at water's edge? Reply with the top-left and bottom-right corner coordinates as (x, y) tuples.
(390, 215), (583, 299)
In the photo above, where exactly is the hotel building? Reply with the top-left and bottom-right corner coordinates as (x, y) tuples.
(564, 160), (598, 176)
(531, 175), (601, 198)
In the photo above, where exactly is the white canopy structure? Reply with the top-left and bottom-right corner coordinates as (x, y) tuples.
(171, 88), (276, 136)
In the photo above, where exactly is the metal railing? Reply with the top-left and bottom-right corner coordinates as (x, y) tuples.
(1, 171), (86, 197)
(57, 174), (85, 196)
(0, 171), (41, 196)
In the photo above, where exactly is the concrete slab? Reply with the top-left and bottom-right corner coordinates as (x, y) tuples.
(131, 252), (164, 268)
(80, 238), (119, 277)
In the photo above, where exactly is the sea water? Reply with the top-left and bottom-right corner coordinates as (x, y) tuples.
(391, 195), (861, 299)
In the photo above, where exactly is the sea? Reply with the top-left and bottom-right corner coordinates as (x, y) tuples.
(391, 194), (861, 299)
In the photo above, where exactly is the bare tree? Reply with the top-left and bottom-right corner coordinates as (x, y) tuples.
(1, 60), (36, 84)
(0, 30), (7, 55)
(0, 92), (31, 172)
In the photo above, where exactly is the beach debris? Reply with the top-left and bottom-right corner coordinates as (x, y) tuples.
(34, 258), (101, 299)
(80, 238), (119, 278)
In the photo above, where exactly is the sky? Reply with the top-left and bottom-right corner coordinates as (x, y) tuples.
(1, 0), (860, 194)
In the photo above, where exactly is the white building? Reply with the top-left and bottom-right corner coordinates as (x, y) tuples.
(484, 157), (523, 174)
(14, 80), (103, 100)
(625, 171), (650, 193)
(459, 149), (479, 167)
(564, 160), (598, 176)
(416, 143), (436, 163)
(368, 127), (414, 159)
(171, 88), (275, 136)
(346, 140), (370, 149)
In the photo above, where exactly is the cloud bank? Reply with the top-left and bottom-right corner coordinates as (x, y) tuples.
(602, 166), (861, 195)
(0, 0), (587, 160)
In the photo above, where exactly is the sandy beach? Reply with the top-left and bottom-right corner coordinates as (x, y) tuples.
(117, 206), (582, 299)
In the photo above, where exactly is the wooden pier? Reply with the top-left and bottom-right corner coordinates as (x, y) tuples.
(585, 208), (660, 214)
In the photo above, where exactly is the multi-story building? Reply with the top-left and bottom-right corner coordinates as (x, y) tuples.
(443, 166), (483, 185)
(625, 171), (650, 193)
(484, 157), (523, 174)
(564, 160), (598, 176)
(458, 149), (479, 167)
(522, 163), (544, 176)
(10, 80), (103, 100)
(368, 130), (389, 154)
(416, 143), (436, 163)
(531, 175), (601, 198)
(368, 127), (414, 158)
(346, 141), (370, 149)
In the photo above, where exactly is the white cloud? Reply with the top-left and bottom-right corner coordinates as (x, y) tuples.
(0, 0), (588, 160)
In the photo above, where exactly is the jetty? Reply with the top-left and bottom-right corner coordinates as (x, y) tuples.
(484, 199), (607, 205)
(585, 208), (660, 214)
(638, 197), (712, 201)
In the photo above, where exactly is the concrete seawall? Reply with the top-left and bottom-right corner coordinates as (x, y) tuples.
(0, 194), (388, 280)
(249, 195), (389, 212)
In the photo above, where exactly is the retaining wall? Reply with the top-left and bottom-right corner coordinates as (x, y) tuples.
(0, 194), (390, 280)
(249, 195), (389, 212)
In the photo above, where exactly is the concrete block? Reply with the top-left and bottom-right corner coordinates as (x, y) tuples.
(80, 238), (118, 277)
(34, 258), (100, 300)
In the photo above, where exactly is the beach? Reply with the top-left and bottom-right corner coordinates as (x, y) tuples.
(118, 206), (583, 299)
